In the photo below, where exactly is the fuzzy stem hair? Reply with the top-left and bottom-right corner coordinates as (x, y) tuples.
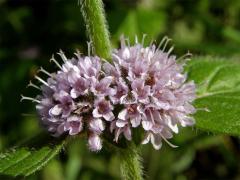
(119, 143), (143, 180)
(79, 0), (112, 60)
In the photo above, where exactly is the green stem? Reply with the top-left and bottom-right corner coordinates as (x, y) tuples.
(119, 143), (143, 180)
(79, 0), (112, 60)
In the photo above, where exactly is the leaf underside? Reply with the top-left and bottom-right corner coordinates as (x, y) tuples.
(187, 57), (240, 136)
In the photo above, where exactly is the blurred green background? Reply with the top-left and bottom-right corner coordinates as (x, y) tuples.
(0, 0), (240, 179)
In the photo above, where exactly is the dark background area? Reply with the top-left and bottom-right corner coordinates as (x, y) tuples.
(0, 0), (240, 179)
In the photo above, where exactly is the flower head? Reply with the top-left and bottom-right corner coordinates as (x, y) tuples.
(23, 37), (196, 151)
(107, 37), (196, 149)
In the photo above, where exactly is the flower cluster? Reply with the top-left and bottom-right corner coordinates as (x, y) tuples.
(22, 38), (196, 151)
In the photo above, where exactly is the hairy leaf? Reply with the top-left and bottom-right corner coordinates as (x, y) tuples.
(0, 133), (66, 177)
(187, 57), (240, 136)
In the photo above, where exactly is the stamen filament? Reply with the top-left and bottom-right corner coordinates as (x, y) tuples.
(160, 134), (178, 148)
(167, 46), (174, 55)
(39, 67), (52, 77)
(50, 55), (62, 69)
(135, 35), (138, 44)
(162, 38), (172, 52)
(157, 36), (168, 51)
(20, 95), (40, 103)
(120, 35), (126, 48)
(74, 50), (81, 59)
(27, 81), (41, 90)
(58, 50), (67, 62)
(177, 51), (192, 63)
(141, 34), (147, 46)
(35, 75), (49, 86)
(196, 107), (210, 112)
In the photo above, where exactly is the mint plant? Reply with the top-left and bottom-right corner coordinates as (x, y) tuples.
(1, 1), (240, 179)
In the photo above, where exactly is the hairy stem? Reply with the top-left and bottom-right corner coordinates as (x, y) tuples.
(119, 143), (143, 180)
(79, 0), (112, 60)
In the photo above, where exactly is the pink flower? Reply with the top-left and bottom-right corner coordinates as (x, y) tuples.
(70, 77), (90, 98)
(29, 53), (114, 151)
(64, 115), (83, 135)
(107, 37), (196, 149)
(93, 98), (114, 121)
(88, 133), (102, 151)
(25, 36), (196, 151)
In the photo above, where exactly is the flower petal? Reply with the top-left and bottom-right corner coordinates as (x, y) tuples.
(118, 109), (128, 120)
(92, 108), (102, 118)
(150, 133), (162, 150)
(142, 120), (153, 130)
(49, 105), (62, 116)
(103, 112), (114, 121)
(88, 134), (102, 151)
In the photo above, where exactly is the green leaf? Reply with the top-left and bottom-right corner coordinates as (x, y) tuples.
(187, 57), (240, 136)
(0, 132), (66, 177)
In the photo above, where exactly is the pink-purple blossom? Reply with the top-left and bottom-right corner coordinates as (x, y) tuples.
(23, 37), (196, 151)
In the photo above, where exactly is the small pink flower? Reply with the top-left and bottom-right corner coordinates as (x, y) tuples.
(93, 98), (114, 121)
(64, 115), (83, 135)
(88, 133), (102, 151)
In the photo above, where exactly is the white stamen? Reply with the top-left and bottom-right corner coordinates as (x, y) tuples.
(39, 67), (52, 77)
(50, 55), (62, 70)
(101, 58), (108, 63)
(178, 51), (192, 59)
(162, 38), (172, 52)
(74, 50), (82, 59)
(57, 50), (67, 62)
(157, 36), (168, 51)
(177, 51), (192, 64)
(126, 38), (130, 48)
(35, 75), (49, 86)
(20, 95), (40, 103)
(167, 46), (174, 55)
(120, 35), (126, 48)
(149, 39), (155, 48)
(27, 81), (40, 90)
(135, 35), (138, 44)
(141, 34), (147, 46)
(160, 134), (178, 148)
(197, 107), (210, 112)
(112, 54), (122, 64)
